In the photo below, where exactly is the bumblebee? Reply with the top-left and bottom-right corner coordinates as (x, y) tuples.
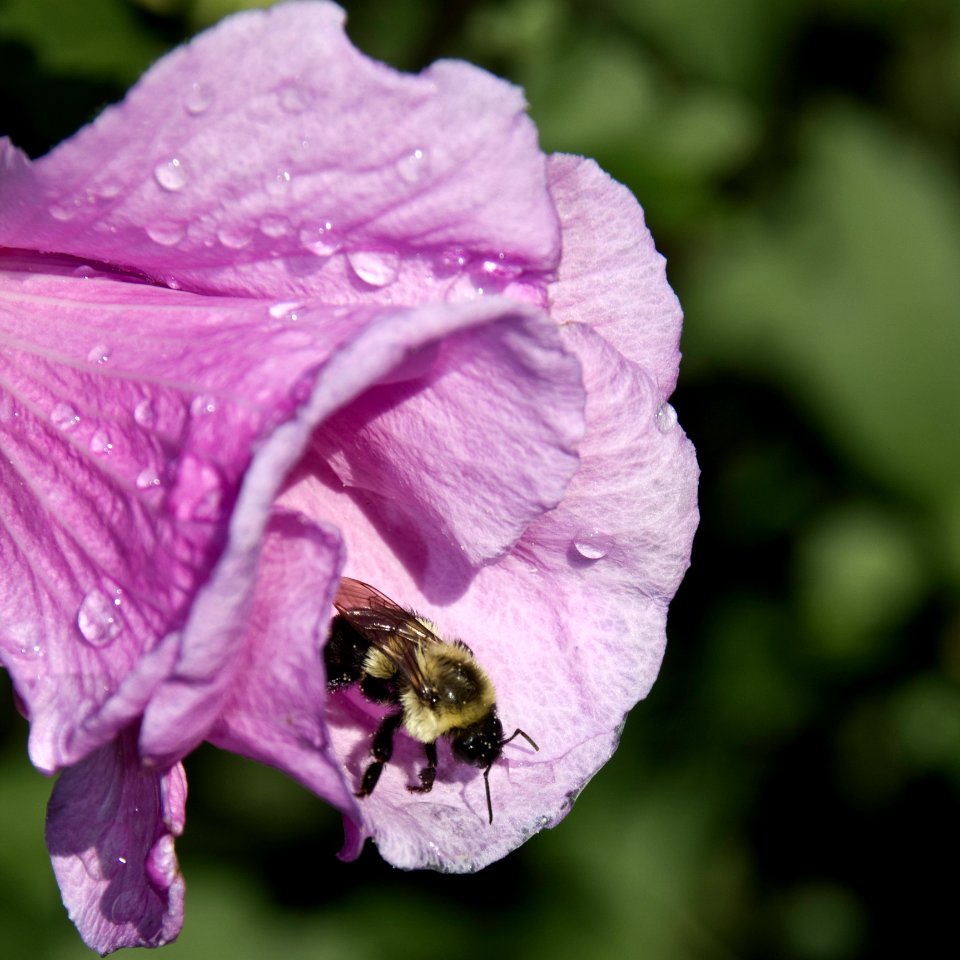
(324, 577), (538, 823)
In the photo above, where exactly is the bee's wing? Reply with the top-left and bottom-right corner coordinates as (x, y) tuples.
(333, 578), (439, 696)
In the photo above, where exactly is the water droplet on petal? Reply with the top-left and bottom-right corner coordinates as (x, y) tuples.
(481, 253), (523, 280)
(573, 529), (612, 561)
(185, 81), (213, 115)
(299, 222), (339, 257)
(87, 343), (111, 364)
(655, 402), (678, 433)
(443, 273), (484, 303)
(51, 403), (80, 431)
(90, 429), (113, 455)
(396, 148), (429, 184)
(48, 202), (76, 222)
(133, 398), (156, 428)
(216, 224), (252, 249)
(265, 168), (293, 196)
(98, 182), (121, 200)
(190, 395), (217, 416)
(0, 395), (18, 421)
(348, 250), (399, 288)
(259, 214), (291, 238)
(279, 83), (310, 113)
(269, 301), (303, 321)
(146, 222), (185, 247)
(136, 467), (162, 489)
(154, 158), (187, 192)
(77, 587), (123, 646)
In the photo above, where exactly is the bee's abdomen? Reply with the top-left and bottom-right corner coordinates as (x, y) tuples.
(324, 614), (372, 690)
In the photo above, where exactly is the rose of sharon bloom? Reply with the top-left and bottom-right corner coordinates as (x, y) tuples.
(0, 1), (698, 953)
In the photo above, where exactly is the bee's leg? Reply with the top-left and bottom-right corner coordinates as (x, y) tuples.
(408, 741), (437, 794)
(357, 711), (404, 798)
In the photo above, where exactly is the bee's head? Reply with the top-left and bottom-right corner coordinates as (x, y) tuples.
(452, 710), (504, 770)
(452, 713), (539, 824)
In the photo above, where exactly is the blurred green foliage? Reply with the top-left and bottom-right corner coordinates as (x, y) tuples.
(2, 0), (958, 957)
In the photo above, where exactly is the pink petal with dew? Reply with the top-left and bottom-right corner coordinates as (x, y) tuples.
(0, 2), (559, 303)
(547, 154), (685, 393)
(0, 260), (324, 773)
(46, 728), (186, 954)
(291, 323), (697, 870)
(138, 296), (582, 766)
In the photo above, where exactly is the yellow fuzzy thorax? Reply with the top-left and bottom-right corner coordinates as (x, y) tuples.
(368, 636), (496, 743)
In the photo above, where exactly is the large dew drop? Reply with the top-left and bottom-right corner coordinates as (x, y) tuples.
(396, 148), (429, 184)
(154, 158), (187, 192)
(348, 250), (399, 288)
(655, 402), (678, 434)
(51, 403), (80, 431)
(89, 429), (113, 455)
(76, 587), (123, 646)
(133, 398), (157, 428)
(87, 343), (111, 364)
(185, 81), (213, 115)
(573, 529), (612, 561)
(299, 222), (339, 257)
(217, 225), (252, 250)
(146, 222), (185, 247)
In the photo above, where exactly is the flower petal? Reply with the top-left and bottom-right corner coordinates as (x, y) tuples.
(0, 256), (549, 776)
(312, 327), (697, 870)
(45, 728), (186, 954)
(0, 2), (559, 300)
(133, 294), (576, 766)
(206, 508), (355, 813)
(308, 305), (584, 578)
(0, 262), (317, 772)
(547, 154), (685, 392)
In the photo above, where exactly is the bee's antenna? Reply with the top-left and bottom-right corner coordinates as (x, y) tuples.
(483, 765), (494, 825)
(501, 728), (539, 752)
(484, 729), (539, 825)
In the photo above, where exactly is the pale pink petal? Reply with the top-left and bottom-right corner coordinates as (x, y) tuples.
(136, 295), (578, 765)
(46, 728), (186, 954)
(0, 2), (559, 302)
(296, 302), (697, 869)
(310, 306), (584, 577)
(547, 154), (685, 393)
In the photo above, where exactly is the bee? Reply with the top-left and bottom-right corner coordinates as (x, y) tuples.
(324, 577), (538, 823)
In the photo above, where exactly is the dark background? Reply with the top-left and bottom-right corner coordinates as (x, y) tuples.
(2, 1), (958, 957)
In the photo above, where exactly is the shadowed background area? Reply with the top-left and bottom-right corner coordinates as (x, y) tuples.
(2, 1), (957, 957)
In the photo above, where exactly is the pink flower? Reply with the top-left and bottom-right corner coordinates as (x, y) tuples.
(0, 1), (698, 953)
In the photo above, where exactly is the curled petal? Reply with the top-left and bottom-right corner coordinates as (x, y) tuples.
(45, 728), (186, 954)
(207, 508), (355, 813)
(136, 295), (578, 765)
(313, 325), (697, 869)
(311, 306), (584, 581)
